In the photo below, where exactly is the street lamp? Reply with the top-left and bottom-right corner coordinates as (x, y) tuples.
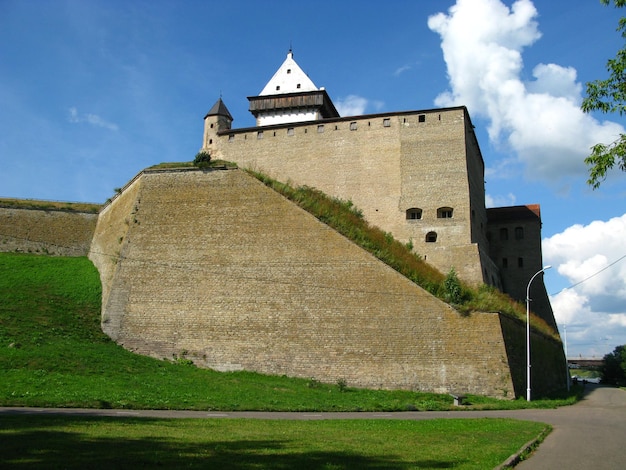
(526, 265), (552, 401)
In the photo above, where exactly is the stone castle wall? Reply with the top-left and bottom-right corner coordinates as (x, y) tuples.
(88, 168), (565, 397)
(0, 206), (97, 256)
(206, 107), (491, 287)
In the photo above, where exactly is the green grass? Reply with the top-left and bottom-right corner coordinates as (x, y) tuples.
(0, 414), (549, 469)
(0, 252), (580, 410)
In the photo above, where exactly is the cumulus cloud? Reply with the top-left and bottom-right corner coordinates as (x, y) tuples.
(68, 107), (119, 131)
(428, 0), (625, 183)
(335, 95), (369, 116)
(544, 214), (626, 356)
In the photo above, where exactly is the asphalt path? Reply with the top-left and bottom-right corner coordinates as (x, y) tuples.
(2, 384), (625, 468)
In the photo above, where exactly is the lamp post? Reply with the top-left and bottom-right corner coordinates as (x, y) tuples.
(526, 265), (552, 402)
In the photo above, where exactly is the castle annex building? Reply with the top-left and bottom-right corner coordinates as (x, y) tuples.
(1, 51), (565, 398)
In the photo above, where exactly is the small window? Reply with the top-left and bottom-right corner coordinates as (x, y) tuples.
(228, 134), (234, 142)
(350, 122), (358, 131)
(437, 207), (453, 219)
(418, 114), (426, 122)
(500, 228), (508, 241)
(296, 83), (301, 89)
(515, 226), (524, 240)
(406, 208), (423, 220)
(502, 258), (508, 268)
(287, 127), (294, 136)
(208, 139), (213, 144)
(257, 131), (264, 139)
(317, 125), (324, 133)
(210, 123), (214, 128)
(276, 86), (280, 91)
(426, 231), (438, 243)
(518, 257), (524, 268)
(287, 68), (291, 74)
(383, 118), (391, 127)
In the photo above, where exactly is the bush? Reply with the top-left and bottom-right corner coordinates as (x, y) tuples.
(193, 151), (212, 168)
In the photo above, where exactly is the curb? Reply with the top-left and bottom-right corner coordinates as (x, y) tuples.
(493, 426), (551, 469)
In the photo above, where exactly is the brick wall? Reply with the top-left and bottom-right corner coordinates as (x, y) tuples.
(88, 168), (566, 397)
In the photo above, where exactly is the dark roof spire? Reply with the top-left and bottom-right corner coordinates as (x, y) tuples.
(206, 97), (233, 121)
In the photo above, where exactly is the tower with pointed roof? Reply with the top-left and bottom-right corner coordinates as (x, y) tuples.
(202, 98), (233, 153)
(247, 50), (339, 126)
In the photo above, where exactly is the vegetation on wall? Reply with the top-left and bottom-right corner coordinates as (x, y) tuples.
(0, 198), (100, 213)
(248, 169), (557, 340)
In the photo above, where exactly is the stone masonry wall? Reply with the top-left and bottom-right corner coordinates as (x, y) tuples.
(207, 108), (488, 286)
(92, 168), (521, 397)
(0, 207), (97, 256)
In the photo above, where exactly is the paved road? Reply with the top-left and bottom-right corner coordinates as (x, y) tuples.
(2, 384), (625, 468)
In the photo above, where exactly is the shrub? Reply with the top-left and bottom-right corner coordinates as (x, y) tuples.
(193, 151), (212, 168)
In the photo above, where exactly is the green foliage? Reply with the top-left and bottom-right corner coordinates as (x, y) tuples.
(444, 268), (463, 304)
(581, 0), (626, 188)
(193, 151), (212, 168)
(601, 344), (626, 385)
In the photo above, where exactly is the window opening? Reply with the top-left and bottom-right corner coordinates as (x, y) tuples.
(437, 207), (453, 218)
(515, 226), (524, 240)
(418, 114), (426, 122)
(383, 118), (391, 127)
(426, 231), (438, 243)
(499, 228), (508, 241)
(406, 208), (423, 220)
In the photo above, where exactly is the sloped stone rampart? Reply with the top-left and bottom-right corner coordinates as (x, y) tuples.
(91, 168), (522, 397)
(0, 207), (97, 256)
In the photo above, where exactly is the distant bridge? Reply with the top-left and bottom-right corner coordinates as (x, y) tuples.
(568, 358), (604, 369)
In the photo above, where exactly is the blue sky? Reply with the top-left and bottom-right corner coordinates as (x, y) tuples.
(1, 0), (625, 358)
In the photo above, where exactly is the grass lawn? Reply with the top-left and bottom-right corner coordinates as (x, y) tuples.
(0, 252), (579, 411)
(0, 414), (549, 469)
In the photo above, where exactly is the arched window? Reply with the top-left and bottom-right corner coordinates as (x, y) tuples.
(406, 208), (423, 220)
(426, 231), (437, 243)
(515, 226), (524, 240)
(437, 207), (453, 218)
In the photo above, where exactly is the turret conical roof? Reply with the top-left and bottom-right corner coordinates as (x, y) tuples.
(205, 98), (233, 120)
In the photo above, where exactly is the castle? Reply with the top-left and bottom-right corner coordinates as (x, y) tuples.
(0, 51), (566, 398)
(201, 50), (556, 330)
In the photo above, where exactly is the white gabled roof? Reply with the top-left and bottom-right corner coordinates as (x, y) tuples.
(259, 50), (318, 96)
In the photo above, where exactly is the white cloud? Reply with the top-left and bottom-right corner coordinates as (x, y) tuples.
(68, 107), (119, 131)
(335, 95), (369, 116)
(485, 192), (516, 208)
(394, 65), (412, 76)
(428, 0), (625, 183)
(544, 214), (626, 356)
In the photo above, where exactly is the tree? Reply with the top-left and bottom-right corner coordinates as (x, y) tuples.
(600, 344), (626, 385)
(581, 0), (626, 188)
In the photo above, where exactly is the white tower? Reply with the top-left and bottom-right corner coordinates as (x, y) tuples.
(248, 50), (339, 126)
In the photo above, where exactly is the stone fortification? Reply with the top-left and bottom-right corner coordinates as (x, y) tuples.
(205, 107), (497, 290)
(0, 205), (97, 256)
(88, 168), (565, 397)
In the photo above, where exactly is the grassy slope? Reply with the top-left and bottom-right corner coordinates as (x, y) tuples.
(0, 252), (579, 410)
